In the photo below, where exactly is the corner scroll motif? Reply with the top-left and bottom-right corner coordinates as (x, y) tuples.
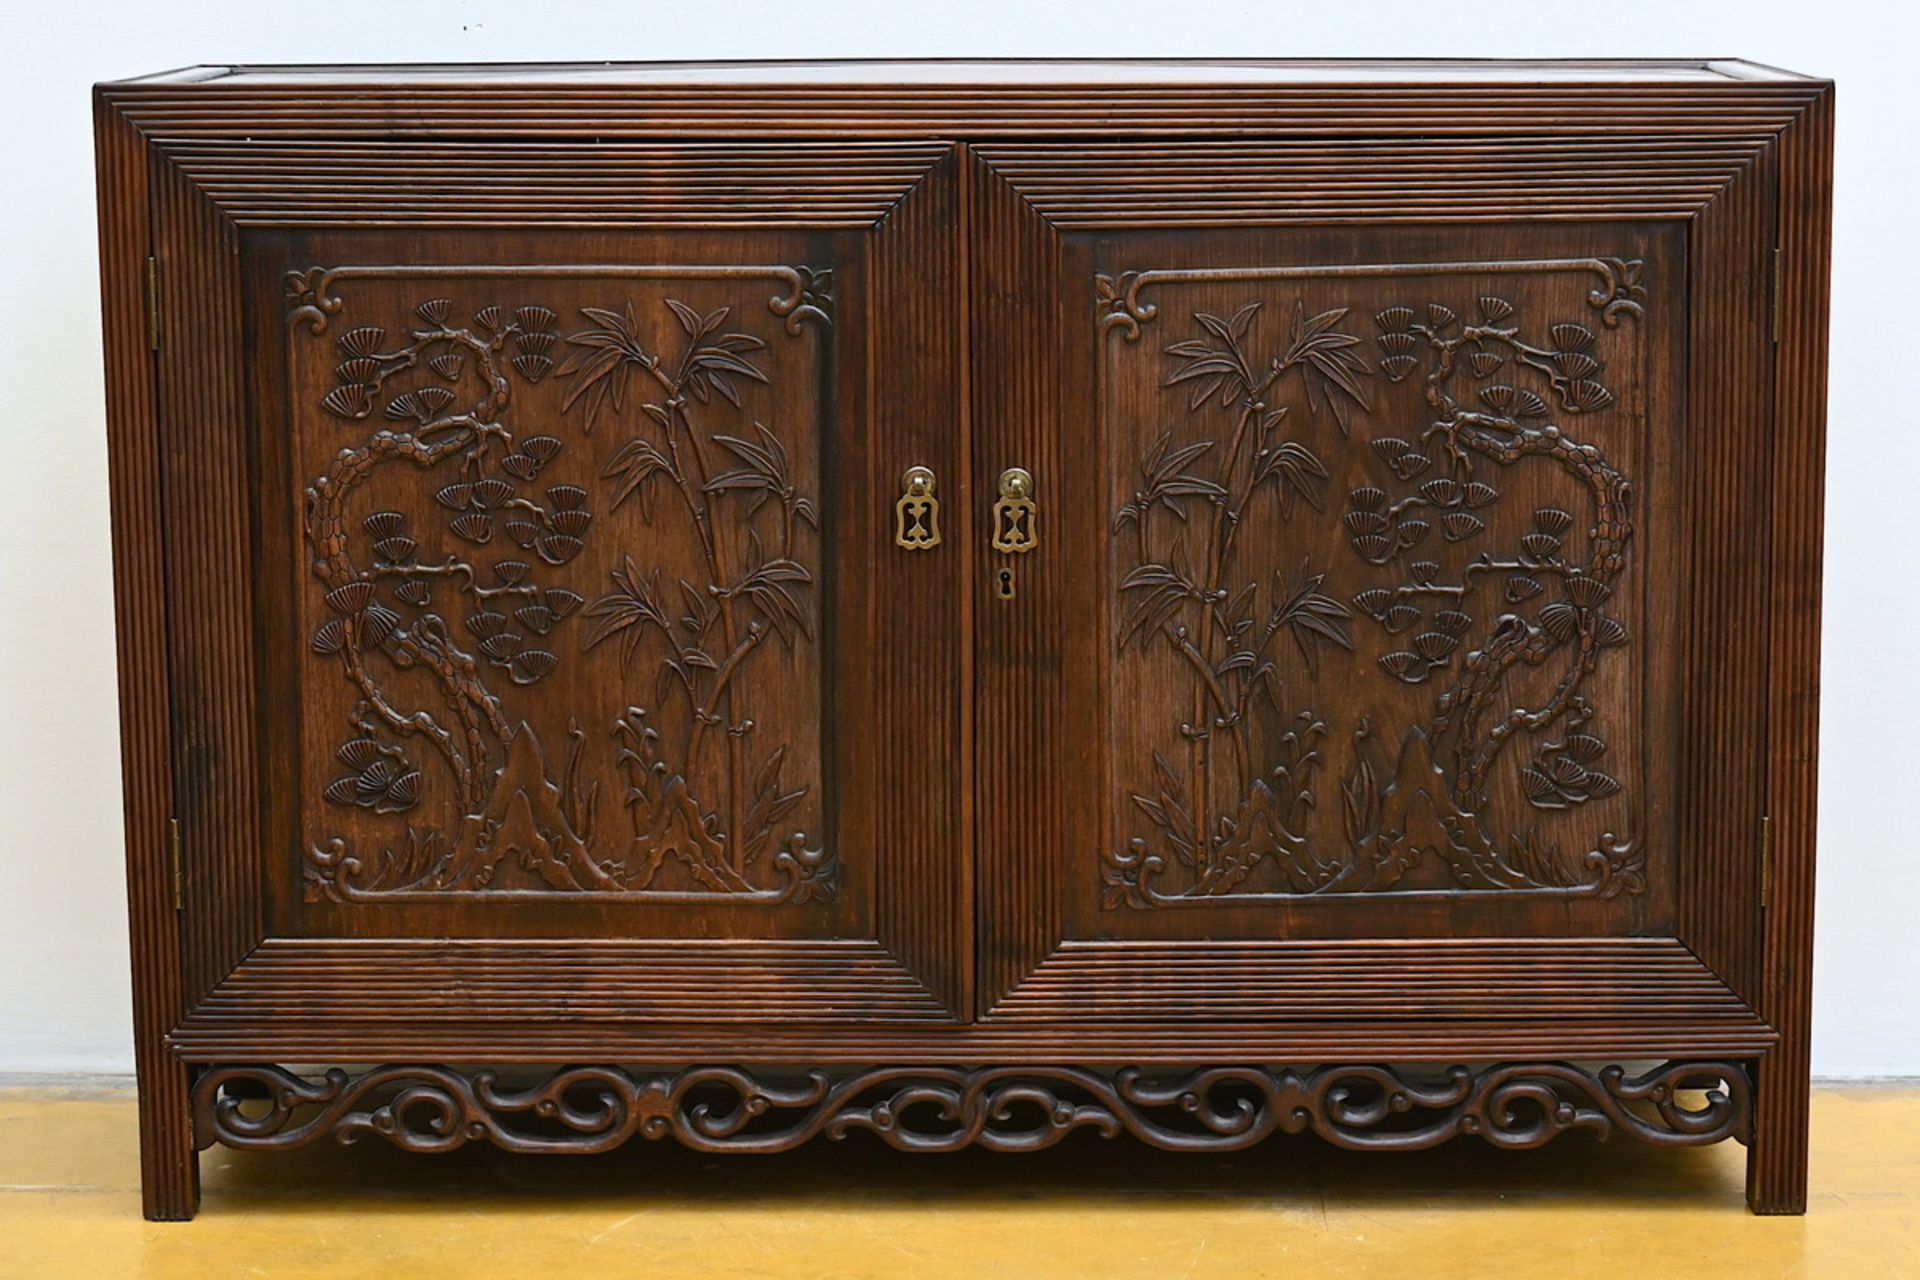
(770, 265), (834, 336)
(284, 266), (342, 335)
(288, 264), (835, 338)
(1098, 258), (1647, 342)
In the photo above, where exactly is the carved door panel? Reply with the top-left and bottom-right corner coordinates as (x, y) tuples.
(216, 148), (967, 1021)
(281, 260), (844, 916)
(1089, 243), (1677, 925)
(972, 147), (1690, 1017)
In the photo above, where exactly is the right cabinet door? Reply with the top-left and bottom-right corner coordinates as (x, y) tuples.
(971, 141), (1771, 1028)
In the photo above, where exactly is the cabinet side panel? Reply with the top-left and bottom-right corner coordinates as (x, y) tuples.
(1750, 84), (1834, 1217)
(96, 97), (198, 1220)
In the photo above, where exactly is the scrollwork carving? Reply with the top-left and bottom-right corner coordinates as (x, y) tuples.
(193, 1061), (1752, 1157)
(287, 264), (835, 338)
(1097, 258), (1645, 343)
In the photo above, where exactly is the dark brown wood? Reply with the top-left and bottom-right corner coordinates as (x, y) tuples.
(240, 162), (966, 1017)
(93, 59), (1831, 1221)
(1675, 137), (1775, 1012)
(161, 1016), (1777, 1064)
(191, 1061), (1754, 1155)
(1750, 80), (1835, 1218)
(95, 89), (199, 1224)
(1086, 226), (1673, 928)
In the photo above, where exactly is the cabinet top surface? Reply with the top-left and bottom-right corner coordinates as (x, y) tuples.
(116, 57), (1813, 87)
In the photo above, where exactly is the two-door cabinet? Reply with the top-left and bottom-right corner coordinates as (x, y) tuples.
(93, 59), (1832, 1219)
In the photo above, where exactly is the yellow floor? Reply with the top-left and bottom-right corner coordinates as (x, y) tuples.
(1, 1086), (1915, 1279)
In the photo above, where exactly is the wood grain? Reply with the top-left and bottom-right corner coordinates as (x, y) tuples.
(164, 1017), (1775, 1065)
(100, 76), (1828, 142)
(95, 90), (199, 1222)
(93, 61), (1832, 1220)
(164, 141), (951, 226)
(153, 154), (264, 1007)
(867, 151), (969, 1014)
(1749, 81), (1835, 1218)
(190, 1060), (1754, 1156)
(1675, 145), (1776, 1011)
(969, 151), (1068, 1012)
(183, 940), (952, 1023)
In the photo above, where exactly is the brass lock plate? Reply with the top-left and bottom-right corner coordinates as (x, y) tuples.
(895, 465), (940, 550)
(991, 467), (1036, 554)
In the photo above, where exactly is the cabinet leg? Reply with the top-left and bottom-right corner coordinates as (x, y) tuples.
(1744, 1053), (1809, 1215)
(136, 1058), (201, 1221)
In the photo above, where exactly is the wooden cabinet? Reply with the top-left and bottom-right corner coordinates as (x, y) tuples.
(95, 59), (1832, 1220)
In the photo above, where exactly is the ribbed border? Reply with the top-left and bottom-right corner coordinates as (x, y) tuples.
(95, 91), (198, 1221)
(1749, 81), (1834, 1217)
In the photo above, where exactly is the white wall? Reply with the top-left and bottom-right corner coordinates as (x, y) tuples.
(0, 0), (1912, 1077)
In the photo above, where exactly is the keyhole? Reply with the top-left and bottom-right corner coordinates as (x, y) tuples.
(996, 567), (1015, 600)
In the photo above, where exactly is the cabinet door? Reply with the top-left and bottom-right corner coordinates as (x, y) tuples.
(971, 142), (1773, 1026)
(153, 142), (969, 1044)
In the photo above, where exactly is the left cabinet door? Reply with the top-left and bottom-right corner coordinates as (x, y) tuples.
(140, 137), (970, 1047)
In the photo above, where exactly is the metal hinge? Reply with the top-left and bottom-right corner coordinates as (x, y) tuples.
(1759, 815), (1772, 909)
(1770, 248), (1783, 345)
(168, 817), (183, 911)
(146, 256), (160, 351)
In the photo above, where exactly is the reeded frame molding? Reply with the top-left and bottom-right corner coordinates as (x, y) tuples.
(94, 71), (1830, 1219)
(97, 89), (198, 1223)
(100, 72), (1826, 141)
(970, 133), (1745, 1002)
(963, 87), (1830, 1213)
(99, 85), (1832, 1038)
(160, 139), (955, 228)
(1752, 84), (1833, 1217)
(970, 118), (1799, 963)
(103, 107), (971, 1046)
